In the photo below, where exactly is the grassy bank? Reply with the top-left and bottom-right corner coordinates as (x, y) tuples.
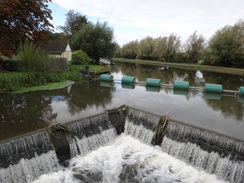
(69, 64), (104, 71)
(0, 71), (82, 94)
(69, 64), (110, 74)
(14, 80), (75, 94)
(113, 58), (244, 76)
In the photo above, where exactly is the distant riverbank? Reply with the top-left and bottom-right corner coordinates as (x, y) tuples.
(113, 58), (244, 76)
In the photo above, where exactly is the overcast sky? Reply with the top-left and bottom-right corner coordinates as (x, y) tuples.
(49, 0), (244, 46)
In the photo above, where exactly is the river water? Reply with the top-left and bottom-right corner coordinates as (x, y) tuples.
(0, 62), (243, 141)
(0, 63), (244, 183)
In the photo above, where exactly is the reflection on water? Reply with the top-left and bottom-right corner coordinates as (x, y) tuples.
(0, 62), (243, 141)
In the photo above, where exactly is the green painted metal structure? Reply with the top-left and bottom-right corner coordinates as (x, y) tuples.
(239, 87), (244, 95)
(204, 83), (223, 93)
(173, 81), (189, 90)
(146, 78), (161, 87)
(122, 76), (135, 84)
(100, 74), (113, 81)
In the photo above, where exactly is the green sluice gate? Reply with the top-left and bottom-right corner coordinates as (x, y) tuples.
(146, 78), (161, 87)
(100, 74), (113, 81)
(121, 76), (135, 84)
(239, 87), (244, 95)
(173, 81), (189, 90)
(204, 83), (222, 93)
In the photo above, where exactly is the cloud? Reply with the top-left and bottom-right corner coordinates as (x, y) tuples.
(52, 0), (244, 45)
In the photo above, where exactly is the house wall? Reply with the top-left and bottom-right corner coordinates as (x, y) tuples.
(61, 51), (72, 62)
(48, 54), (62, 59)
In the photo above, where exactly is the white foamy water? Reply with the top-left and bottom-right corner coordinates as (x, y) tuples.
(0, 150), (60, 183)
(33, 135), (226, 183)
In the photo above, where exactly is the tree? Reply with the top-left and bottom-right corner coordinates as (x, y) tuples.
(114, 43), (122, 58)
(59, 10), (88, 37)
(152, 37), (167, 61)
(137, 36), (155, 60)
(203, 20), (244, 67)
(0, 0), (53, 57)
(121, 40), (138, 59)
(49, 32), (68, 41)
(184, 31), (205, 63)
(72, 50), (89, 65)
(71, 22), (116, 64)
(165, 34), (181, 62)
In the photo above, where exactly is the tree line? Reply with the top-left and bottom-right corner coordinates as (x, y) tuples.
(115, 20), (244, 68)
(0, 1), (116, 66)
(0, 0), (243, 68)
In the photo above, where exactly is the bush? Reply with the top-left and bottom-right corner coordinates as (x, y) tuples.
(72, 50), (89, 65)
(17, 39), (51, 72)
(0, 60), (25, 71)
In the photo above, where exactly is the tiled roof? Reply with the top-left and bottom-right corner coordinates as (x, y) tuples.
(43, 40), (68, 54)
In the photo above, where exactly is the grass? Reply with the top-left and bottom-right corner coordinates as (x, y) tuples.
(113, 58), (244, 75)
(0, 71), (82, 94)
(14, 80), (75, 93)
(69, 65), (104, 71)
(69, 64), (110, 75)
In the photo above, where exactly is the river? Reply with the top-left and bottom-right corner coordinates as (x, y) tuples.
(0, 61), (243, 141)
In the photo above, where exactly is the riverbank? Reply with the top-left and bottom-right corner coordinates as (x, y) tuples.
(0, 64), (109, 94)
(14, 80), (75, 94)
(113, 58), (244, 76)
(69, 64), (110, 75)
(0, 71), (81, 94)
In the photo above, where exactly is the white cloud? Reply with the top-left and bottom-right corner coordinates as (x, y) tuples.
(52, 0), (244, 45)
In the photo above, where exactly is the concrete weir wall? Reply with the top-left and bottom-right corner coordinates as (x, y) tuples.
(0, 105), (168, 167)
(0, 106), (243, 183)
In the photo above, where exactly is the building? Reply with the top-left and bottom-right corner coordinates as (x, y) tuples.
(43, 40), (72, 63)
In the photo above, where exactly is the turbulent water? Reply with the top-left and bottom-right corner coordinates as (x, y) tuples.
(0, 109), (243, 183)
(0, 150), (60, 183)
(161, 122), (244, 183)
(33, 135), (226, 183)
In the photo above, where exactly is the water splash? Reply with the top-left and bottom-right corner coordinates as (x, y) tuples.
(68, 113), (118, 158)
(0, 131), (52, 168)
(0, 150), (60, 183)
(33, 135), (226, 183)
(124, 108), (159, 144)
(161, 122), (244, 183)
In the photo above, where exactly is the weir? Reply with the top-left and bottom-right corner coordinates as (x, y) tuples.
(0, 106), (243, 183)
(161, 122), (244, 183)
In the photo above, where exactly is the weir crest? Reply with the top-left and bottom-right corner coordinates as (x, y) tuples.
(0, 106), (243, 183)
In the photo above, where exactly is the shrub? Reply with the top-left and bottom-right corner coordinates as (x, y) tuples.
(72, 50), (89, 65)
(17, 39), (51, 72)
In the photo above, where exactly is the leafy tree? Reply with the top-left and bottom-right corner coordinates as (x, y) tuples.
(114, 43), (122, 58)
(165, 34), (181, 62)
(152, 37), (167, 61)
(59, 10), (88, 37)
(72, 50), (89, 65)
(0, 0), (53, 57)
(137, 36), (155, 60)
(121, 40), (138, 59)
(184, 31), (205, 63)
(49, 32), (68, 41)
(71, 22), (116, 64)
(203, 20), (244, 67)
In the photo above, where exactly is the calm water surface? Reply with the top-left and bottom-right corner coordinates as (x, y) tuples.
(0, 62), (243, 141)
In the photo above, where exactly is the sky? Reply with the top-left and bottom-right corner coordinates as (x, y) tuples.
(48, 0), (244, 46)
